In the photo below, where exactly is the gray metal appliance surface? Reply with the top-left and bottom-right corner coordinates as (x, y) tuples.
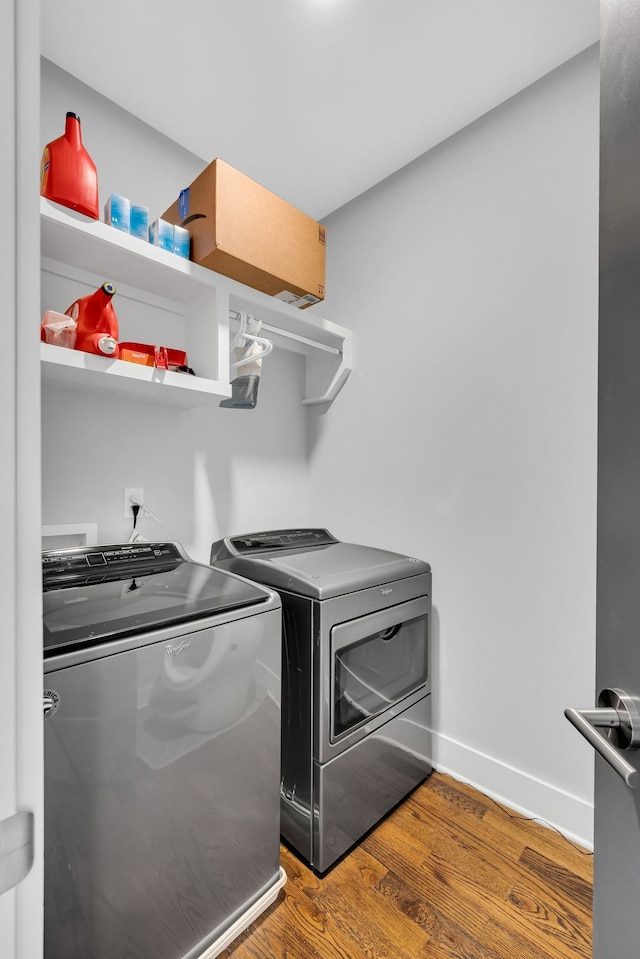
(210, 528), (432, 873)
(42, 541), (283, 959)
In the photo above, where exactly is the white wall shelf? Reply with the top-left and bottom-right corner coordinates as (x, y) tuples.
(40, 342), (225, 407)
(40, 197), (352, 407)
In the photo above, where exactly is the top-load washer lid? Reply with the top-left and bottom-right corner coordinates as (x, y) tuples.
(210, 528), (431, 600)
(42, 542), (270, 656)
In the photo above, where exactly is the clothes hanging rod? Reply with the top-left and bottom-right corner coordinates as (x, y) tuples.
(228, 310), (341, 356)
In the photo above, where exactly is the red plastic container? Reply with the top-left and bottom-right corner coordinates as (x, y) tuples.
(119, 342), (192, 371)
(40, 112), (99, 220)
(66, 282), (119, 358)
(118, 342), (156, 367)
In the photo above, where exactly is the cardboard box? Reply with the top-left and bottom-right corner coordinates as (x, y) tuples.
(162, 158), (325, 308)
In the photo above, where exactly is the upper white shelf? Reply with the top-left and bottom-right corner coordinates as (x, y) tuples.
(40, 197), (352, 407)
(41, 198), (216, 304)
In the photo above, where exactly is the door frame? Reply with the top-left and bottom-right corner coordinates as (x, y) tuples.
(1, 0), (43, 956)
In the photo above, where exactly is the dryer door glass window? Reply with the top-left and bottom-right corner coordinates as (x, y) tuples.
(331, 597), (429, 740)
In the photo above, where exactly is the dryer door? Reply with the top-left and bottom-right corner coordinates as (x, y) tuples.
(320, 595), (430, 762)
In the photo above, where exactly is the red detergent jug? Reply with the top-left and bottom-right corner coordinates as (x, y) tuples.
(66, 282), (119, 358)
(40, 112), (99, 220)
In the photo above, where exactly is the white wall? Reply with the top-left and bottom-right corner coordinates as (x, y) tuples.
(313, 46), (599, 845)
(40, 60), (312, 563)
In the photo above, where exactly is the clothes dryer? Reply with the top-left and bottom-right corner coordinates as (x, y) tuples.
(210, 528), (432, 873)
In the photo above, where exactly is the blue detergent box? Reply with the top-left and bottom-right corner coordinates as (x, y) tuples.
(104, 193), (130, 233)
(130, 204), (149, 240)
(149, 217), (174, 253)
(173, 224), (190, 259)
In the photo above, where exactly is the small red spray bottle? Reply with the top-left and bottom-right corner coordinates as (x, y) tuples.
(40, 112), (99, 220)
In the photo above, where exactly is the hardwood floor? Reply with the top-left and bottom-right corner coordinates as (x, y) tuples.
(223, 773), (592, 959)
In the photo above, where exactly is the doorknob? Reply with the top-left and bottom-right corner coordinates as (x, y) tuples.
(0, 811), (34, 894)
(564, 687), (640, 788)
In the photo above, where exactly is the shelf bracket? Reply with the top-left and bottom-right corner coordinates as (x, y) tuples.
(302, 351), (352, 406)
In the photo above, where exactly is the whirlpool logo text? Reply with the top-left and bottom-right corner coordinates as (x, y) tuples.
(165, 640), (192, 656)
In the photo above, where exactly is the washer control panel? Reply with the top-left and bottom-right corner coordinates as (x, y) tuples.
(229, 529), (338, 553)
(42, 542), (181, 587)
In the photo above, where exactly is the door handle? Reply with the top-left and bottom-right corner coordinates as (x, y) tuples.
(0, 811), (34, 894)
(564, 687), (640, 788)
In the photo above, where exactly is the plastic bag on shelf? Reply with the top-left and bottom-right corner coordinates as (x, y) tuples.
(220, 312), (272, 410)
(41, 309), (77, 349)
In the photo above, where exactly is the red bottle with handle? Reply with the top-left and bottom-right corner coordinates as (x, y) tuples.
(40, 112), (99, 220)
(66, 282), (120, 358)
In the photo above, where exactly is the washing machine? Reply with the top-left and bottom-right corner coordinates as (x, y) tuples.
(42, 541), (285, 959)
(210, 528), (432, 874)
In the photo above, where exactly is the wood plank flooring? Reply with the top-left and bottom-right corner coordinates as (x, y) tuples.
(223, 773), (592, 959)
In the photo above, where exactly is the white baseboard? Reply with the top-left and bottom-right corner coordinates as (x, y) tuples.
(196, 867), (286, 959)
(433, 732), (594, 851)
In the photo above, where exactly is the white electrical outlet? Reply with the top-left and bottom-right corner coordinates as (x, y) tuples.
(124, 488), (144, 518)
